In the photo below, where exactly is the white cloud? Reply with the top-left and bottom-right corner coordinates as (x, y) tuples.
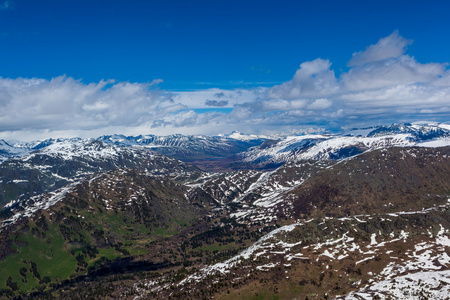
(267, 58), (338, 99)
(257, 31), (450, 130)
(0, 31), (449, 140)
(348, 30), (412, 67)
(0, 76), (179, 132)
(307, 98), (332, 110)
(238, 99), (308, 112)
(342, 55), (445, 91)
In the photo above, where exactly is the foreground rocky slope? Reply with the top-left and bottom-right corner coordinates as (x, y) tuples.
(0, 145), (448, 299)
(127, 147), (450, 299)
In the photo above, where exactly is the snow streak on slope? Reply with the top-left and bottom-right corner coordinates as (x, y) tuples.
(0, 182), (79, 232)
(341, 270), (450, 300)
(132, 201), (450, 299)
(188, 160), (332, 223)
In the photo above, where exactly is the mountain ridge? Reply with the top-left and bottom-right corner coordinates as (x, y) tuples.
(0, 122), (449, 299)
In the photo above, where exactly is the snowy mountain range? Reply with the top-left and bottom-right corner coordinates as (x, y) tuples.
(1, 122), (449, 208)
(0, 139), (201, 208)
(1, 133), (266, 163)
(2, 122), (449, 166)
(0, 122), (449, 299)
(236, 122), (450, 168)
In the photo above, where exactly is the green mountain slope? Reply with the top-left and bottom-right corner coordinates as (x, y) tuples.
(0, 169), (204, 296)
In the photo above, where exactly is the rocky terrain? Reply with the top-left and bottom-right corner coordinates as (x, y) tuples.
(0, 122), (449, 299)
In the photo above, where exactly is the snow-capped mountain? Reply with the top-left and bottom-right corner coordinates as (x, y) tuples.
(237, 122), (450, 168)
(366, 122), (450, 139)
(97, 133), (265, 160)
(218, 131), (271, 141)
(0, 133), (265, 163)
(0, 139), (201, 208)
(0, 139), (30, 162)
(0, 130), (449, 298)
(0, 138), (84, 163)
(2, 122), (449, 168)
(1, 122), (450, 210)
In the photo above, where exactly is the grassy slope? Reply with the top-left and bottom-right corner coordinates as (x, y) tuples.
(0, 169), (202, 296)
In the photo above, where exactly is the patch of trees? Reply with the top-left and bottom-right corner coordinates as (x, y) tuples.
(5, 276), (18, 291)
(30, 261), (41, 280)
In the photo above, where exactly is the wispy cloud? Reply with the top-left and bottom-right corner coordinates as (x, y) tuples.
(0, 1), (12, 10)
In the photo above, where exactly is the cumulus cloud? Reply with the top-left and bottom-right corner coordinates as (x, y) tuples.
(267, 58), (338, 99)
(341, 32), (444, 91)
(342, 55), (445, 91)
(0, 76), (182, 133)
(333, 32), (449, 126)
(258, 31), (450, 130)
(348, 30), (412, 67)
(1, 31), (449, 140)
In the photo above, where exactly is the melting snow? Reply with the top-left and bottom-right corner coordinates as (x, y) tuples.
(342, 270), (450, 300)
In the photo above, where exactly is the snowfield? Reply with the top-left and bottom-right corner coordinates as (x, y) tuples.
(341, 270), (450, 300)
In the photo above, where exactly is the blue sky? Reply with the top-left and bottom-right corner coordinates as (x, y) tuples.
(1, 0), (450, 140)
